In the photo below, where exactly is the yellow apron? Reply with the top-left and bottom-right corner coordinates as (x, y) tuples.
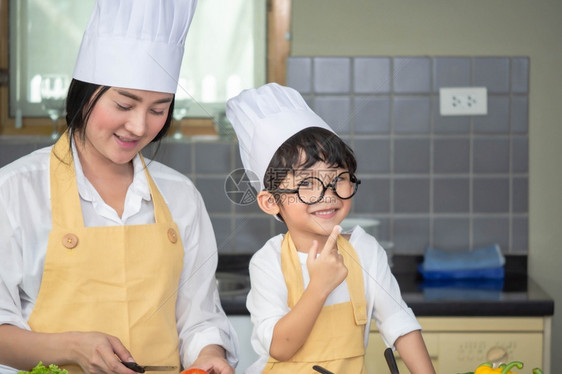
(263, 232), (368, 373)
(28, 133), (184, 373)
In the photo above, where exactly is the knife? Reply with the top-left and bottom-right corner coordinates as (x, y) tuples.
(122, 362), (178, 373)
(384, 347), (400, 374)
(312, 365), (334, 374)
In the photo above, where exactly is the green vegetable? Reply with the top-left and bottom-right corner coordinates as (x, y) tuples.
(18, 362), (68, 374)
(458, 360), (543, 374)
(501, 361), (523, 374)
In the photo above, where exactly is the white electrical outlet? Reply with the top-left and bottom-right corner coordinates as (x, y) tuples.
(439, 87), (487, 116)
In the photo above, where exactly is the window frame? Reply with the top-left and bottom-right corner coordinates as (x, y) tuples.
(0, 0), (291, 137)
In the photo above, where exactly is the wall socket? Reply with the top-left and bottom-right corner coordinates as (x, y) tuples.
(439, 87), (487, 116)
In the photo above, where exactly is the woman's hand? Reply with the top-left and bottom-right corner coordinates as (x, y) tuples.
(67, 331), (137, 374)
(187, 345), (234, 374)
(0, 325), (136, 374)
(306, 225), (348, 298)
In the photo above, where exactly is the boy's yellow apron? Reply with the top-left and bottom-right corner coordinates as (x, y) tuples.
(28, 133), (184, 373)
(263, 232), (368, 373)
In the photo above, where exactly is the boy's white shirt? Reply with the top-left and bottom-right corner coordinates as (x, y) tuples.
(245, 226), (421, 373)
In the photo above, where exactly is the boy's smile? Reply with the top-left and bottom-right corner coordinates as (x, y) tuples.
(274, 161), (354, 251)
(310, 208), (337, 219)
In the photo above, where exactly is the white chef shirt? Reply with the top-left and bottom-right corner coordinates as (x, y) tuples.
(0, 143), (238, 372)
(245, 226), (421, 373)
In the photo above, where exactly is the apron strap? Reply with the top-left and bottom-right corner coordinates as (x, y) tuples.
(337, 235), (368, 325)
(50, 131), (84, 229)
(50, 132), (173, 227)
(280, 233), (305, 308)
(280, 232), (368, 325)
(139, 154), (174, 224)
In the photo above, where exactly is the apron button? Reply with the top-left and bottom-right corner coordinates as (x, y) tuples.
(62, 233), (79, 249)
(167, 228), (178, 243)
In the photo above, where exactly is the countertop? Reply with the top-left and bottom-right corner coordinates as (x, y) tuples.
(217, 254), (555, 317)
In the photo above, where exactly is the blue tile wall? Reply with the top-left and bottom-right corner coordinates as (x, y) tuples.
(433, 178), (470, 213)
(353, 97), (391, 134)
(286, 57), (312, 94)
(0, 56), (530, 256)
(432, 217), (470, 251)
(433, 57), (471, 91)
(473, 57), (511, 93)
(393, 96), (431, 134)
(313, 57), (351, 94)
(473, 137), (510, 173)
(511, 58), (529, 94)
(148, 141), (193, 175)
(353, 57), (391, 94)
(354, 138), (391, 173)
(394, 138), (430, 173)
(285, 55), (529, 255)
(0, 137), (54, 165)
(312, 96), (352, 134)
(393, 57), (432, 94)
(432, 99), (471, 133)
(433, 138), (471, 173)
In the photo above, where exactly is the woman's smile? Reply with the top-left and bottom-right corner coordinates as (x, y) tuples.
(114, 133), (141, 149)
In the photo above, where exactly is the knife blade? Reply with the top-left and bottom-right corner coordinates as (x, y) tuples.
(122, 362), (178, 373)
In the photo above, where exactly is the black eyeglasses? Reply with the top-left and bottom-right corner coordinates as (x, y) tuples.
(273, 171), (361, 205)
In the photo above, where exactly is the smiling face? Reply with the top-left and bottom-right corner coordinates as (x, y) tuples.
(256, 127), (359, 250)
(261, 159), (354, 248)
(76, 87), (173, 168)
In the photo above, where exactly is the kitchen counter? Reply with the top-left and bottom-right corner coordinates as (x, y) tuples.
(217, 254), (554, 317)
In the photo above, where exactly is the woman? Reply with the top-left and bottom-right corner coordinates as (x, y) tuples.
(0, 1), (237, 373)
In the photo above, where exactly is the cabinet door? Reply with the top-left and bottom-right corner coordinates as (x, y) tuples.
(366, 331), (543, 374)
(366, 332), (439, 373)
(228, 316), (259, 374)
(438, 332), (543, 373)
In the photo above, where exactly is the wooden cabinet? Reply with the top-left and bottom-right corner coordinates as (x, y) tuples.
(365, 316), (551, 373)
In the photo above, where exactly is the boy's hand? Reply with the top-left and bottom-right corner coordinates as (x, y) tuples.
(269, 225), (348, 361)
(306, 225), (348, 297)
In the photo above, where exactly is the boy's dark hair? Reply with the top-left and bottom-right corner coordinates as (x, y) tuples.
(263, 127), (357, 192)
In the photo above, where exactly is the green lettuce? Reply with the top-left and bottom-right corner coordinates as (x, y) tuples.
(18, 362), (68, 374)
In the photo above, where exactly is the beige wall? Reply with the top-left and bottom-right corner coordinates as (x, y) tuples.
(291, 0), (562, 368)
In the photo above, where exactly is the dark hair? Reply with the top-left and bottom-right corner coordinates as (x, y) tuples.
(65, 79), (174, 146)
(263, 127), (357, 191)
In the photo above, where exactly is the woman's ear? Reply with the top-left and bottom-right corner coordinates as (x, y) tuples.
(256, 191), (280, 216)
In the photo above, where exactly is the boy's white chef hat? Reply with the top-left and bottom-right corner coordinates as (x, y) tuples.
(226, 83), (335, 192)
(73, 0), (197, 94)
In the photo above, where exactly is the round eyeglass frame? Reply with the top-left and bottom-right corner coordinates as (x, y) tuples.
(272, 171), (361, 205)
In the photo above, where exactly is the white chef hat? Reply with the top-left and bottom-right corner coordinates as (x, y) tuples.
(73, 0), (197, 94)
(226, 83), (335, 192)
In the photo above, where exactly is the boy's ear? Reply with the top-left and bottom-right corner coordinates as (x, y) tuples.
(256, 190), (280, 216)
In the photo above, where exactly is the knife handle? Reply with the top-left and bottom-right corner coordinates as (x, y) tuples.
(312, 365), (334, 374)
(384, 347), (400, 374)
(122, 362), (146, 373)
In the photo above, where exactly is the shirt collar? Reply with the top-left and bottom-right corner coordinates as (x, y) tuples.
(130, 154), (152, 201)
(71, 140), (152, 203)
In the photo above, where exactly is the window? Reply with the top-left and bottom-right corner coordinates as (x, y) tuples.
(0, 0), (291, 136)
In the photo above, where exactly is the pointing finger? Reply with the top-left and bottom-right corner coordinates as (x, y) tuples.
(321, 225), (341, 255)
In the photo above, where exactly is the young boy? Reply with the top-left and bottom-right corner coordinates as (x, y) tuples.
(226, 83), (434, 373)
